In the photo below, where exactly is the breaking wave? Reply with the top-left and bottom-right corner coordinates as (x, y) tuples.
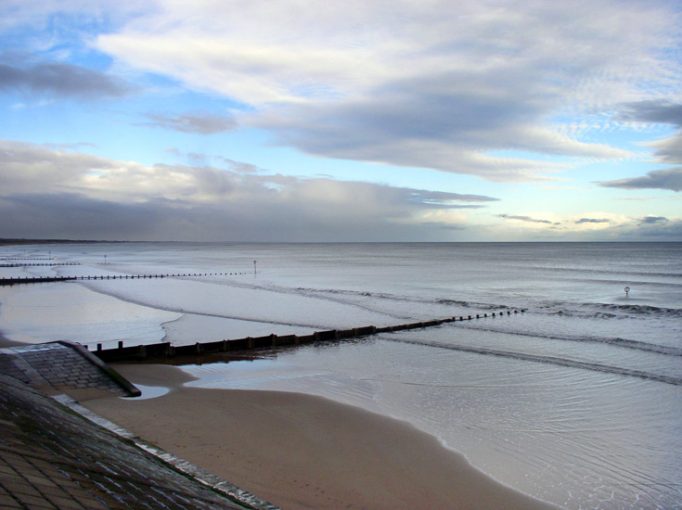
(539, 302), (682, 319)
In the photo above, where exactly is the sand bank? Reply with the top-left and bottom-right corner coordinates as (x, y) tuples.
(81, 363), (554, 510)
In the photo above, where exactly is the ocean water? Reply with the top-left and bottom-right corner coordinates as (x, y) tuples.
(1, 242), (681, 509)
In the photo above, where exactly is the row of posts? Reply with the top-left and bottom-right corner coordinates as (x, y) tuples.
(0, 271), (250, 284)
(91, 308), (525, 355)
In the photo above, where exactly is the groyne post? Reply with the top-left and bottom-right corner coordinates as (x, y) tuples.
(92, 308), (525, 363)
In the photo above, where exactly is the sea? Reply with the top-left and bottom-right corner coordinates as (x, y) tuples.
(1, 242), (680, 509)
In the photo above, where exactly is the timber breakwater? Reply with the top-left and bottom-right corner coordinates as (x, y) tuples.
(93, 309), (525, 363)
(0, 271), (250, 286)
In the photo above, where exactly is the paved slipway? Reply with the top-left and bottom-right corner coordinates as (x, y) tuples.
(0, 342), (276, 510)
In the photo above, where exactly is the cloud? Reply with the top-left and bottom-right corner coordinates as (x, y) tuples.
(615, 100), (682, 168)
(575, 218), (610, 224)
(143, 112), (237, 134)
(489, 212), (681, 240)
(648, 132), (682, 164)
(639, 215), (668, 224)
(634, 219), (682, 239)
(620, 101), (682, 126)
(258, 79), (625, 180)
(497, 214), (558, 225)
(0, 1), (143, 33)
(94, 0), (678, 180)
(0, 61), (132, 99)
(0, 140), (497, 241)
(618, 101), (682, 165)
(598, 168), (682, 192)
(2, 141), (677, 241)
(167, 149), (261, 173)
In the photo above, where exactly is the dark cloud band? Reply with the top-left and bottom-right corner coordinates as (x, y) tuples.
(0, 61), (132, 99)
(598, 168), (682, 192)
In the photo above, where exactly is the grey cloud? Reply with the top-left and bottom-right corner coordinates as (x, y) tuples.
(144, 113), (237, 134)
(618, 101), (682, 164)
(612, 218), (682, 240)
(95, 1), (660, 180)
(598, 168), (682, 192)
(649, 132), (682, 164)
(0, 191), (470, 242)
(639, 216), (668, 224)
(0, 194), (167, 239)
(263, 69), (617, 180)
(498, 214), (558, 225)
(575, 218), (610, 224)
(0, 140), (495, 241)
(620, 101), (682, 127)
(405, 189), (496, 205)
(0, 61), (132, 99)
(314, 70), (545, 144)
(0, 140), (115, 193)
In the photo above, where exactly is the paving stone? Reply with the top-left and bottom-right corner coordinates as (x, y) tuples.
(8, 481), (42, 497)
(47, 494), (87, 509)
(0, 494), (22, 508)
(0, 373), (253, 510)
(16, 492), (57, 507)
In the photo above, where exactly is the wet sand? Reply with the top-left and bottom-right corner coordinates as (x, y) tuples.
(82, 363), (554, 510)
(0, 334), (22, 347)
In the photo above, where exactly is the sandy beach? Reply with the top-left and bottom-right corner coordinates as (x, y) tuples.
(81, 363), (554, 510)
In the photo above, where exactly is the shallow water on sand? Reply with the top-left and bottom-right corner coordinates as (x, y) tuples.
(1, 242), (681, 508)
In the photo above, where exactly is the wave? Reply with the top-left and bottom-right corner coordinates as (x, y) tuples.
(517, 265), (682, 279)
(456, 325), (682, 356)
(207, 281), (679, 321)
(289, 286), (507, 311)
(195, 280), (412, 320)
(538, 301), (682, 319)
(381, 336), (682, 386)
(200, 280), (509, 317)
(571, 278), (682, 289)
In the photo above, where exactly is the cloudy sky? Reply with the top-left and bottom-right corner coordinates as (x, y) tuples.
(1, 0), (681, 241)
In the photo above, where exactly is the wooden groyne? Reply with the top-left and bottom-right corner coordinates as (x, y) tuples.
(92, 309), (525, 363)
(0, 271), (249, 286)
(0, 257), (54, 261)
(0, 262), (81, 268)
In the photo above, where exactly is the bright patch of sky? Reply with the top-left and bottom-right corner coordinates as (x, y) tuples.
(0, 0), (680, 241)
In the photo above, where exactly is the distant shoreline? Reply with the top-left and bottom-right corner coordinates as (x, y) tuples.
(1, 238), (679, 246)
(0, 238), (127, 246)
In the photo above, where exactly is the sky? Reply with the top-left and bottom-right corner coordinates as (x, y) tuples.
(0, 0), (681, 242)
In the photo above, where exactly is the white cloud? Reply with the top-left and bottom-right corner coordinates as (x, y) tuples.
(487, 210), (680, 239)
(91, 0), (679, 180)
